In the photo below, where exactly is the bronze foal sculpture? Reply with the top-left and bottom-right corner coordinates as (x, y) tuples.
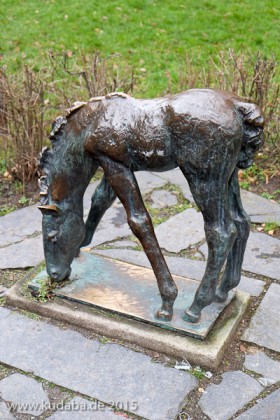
(38, 90), (264, 323)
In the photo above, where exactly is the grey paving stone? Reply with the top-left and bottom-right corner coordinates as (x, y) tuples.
(0, 235), (44, 269)
(0, 312), (198, 420)
(155, 208), (205, 252)
(154, 169), (195, 203)
(0, 286), (8, 297)
(236, 276), (265, 297)
(0, 402), (15, 419)
(243, 232), (280, 280)
(244, 351), (280, 384)
(0, 205), (41, 247)
(241, 189), (280, 224)
(199, 371), (263, 420)
(0, 373), (50, 416)
(242, 283), (280, 352)
(47, 396), (127, 419)
(94, 249), (207, 282)
(235, 388), (280, 420)
(0, 307), (11, 320)
(151, 189), (178, 209)
(83, 181), (101, 216)
(86, 202), (131, 248)
(200, 231), (280, 280)
(107, 240), (137, 248)
(135, 171), (167, 194)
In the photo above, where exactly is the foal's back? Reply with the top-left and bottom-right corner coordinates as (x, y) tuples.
(84, 90), (246, 172)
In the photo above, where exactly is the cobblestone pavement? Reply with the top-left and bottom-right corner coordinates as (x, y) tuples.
(1, 169), (280, 419)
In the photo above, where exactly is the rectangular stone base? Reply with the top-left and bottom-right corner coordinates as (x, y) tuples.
(28, 252), (234, 340)
(5, 253), (250, 370)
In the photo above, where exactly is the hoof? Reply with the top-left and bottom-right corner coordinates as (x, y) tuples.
(155, 308), (173, 322)
(214, 289), (228, 303)
(182, 309), (201, 323)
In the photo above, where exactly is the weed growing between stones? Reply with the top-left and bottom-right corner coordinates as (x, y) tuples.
(98, 336), (110, 345)
(263, 222), (280, 235)
(0, 204), (17, 216)
(32, 279), (55, 303)
(144, 183), (193, 227)
(17, 309), (41, 321)
(190, 366), (207, 380)
(0, 268), (28, 288)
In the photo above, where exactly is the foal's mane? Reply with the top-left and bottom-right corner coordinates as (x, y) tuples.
(38, 92), (130, 204)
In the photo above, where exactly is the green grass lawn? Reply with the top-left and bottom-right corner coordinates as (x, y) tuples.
(1, 0), (279, 96)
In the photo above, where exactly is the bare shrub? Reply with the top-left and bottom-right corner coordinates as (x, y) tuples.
(0, 52), (136, 187)
(0, 66), (48, 188)
(49, 51), (136, 107)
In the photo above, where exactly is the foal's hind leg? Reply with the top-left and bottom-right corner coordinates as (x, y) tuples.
(99, 156), (178, 321)
(80, 175), (116, 248)
(215, 168), (250, 302)
(180, 167), (237, 322)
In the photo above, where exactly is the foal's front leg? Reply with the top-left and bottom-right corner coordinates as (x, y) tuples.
(80, 175), (116, 249)
(99, 156), (178, 321)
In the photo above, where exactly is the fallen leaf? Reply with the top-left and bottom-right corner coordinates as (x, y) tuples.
(240, 344), (246, 352)
(258, 377), (275, 387)
(175, 360), (191, 371)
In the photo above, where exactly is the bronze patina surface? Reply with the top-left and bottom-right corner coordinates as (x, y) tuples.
(28, 252), (234, 340)
(38, 90), (264, 325)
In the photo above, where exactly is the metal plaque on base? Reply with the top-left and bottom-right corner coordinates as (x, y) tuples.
(28, 251), (235, 340)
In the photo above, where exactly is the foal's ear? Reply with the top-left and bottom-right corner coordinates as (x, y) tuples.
(38, 204), (61, 214)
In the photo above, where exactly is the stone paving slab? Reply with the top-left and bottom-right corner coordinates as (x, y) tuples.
(240, 189), (280, 224)
(155, 208), (205, 253)
(0, 204), (41, 247)
(242, 283), (280, 352)
(0, 235), (44, 269)
(135, 171), (167, 193)
(237, 276), (265, 297)
(107, 240), (137, 248)
(243, 231), (280, 280)
(93, 249), (207, 281)
(87, 203), (131, 248)
(244, 351), (280, 384)
(0, 402), (15, 419)
(0, 307), (11, 320)
(47, 396), (129, 420)
(82, 181), (101, 216)
(153, 169), (195, 203)
(200, 230), (280, 280)
(198, 371), (263, 420)
(0, 373), (50, 416)
(151, 189), (178, 208)
(0, 310), (197, 420)
(6, 276), (250, 370)
(235, 388), (280, 419)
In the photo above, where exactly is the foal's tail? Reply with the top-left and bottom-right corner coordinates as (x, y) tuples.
(236, 101), (264, 169)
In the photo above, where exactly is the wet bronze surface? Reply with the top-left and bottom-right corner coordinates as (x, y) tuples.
(50, 175), (69, 202)
(38, 89), (263, 325)
(29, 252), (234, 340)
